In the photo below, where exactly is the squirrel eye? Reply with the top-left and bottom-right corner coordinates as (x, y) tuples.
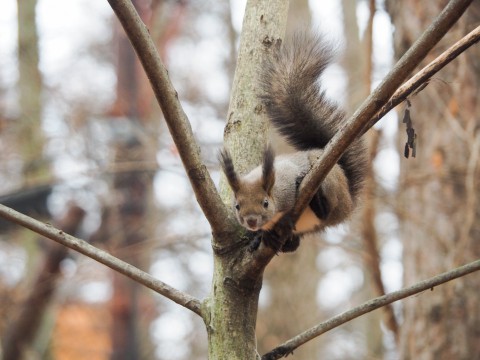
(263, 199), (269, 208)
(235, 203), (240, 211)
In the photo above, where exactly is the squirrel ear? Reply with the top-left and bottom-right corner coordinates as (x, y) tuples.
(262, 145), (275, 194)
(219, 149), (240, 193)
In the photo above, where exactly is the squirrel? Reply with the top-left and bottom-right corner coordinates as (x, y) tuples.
(220, 33), (368, 252)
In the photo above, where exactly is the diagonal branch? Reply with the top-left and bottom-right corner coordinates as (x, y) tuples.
(106, 0), (231, 235)
(291, 0), (473, 222)
(363, 24), (480, 133)
(0, 204), (204, 317)
(262, 258), (480, 360)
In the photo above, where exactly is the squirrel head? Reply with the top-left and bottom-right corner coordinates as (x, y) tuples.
(219, 146), (276, 231)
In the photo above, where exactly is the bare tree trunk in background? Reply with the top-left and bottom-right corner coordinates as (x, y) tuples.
(1, 1), (60, 358)
(342, 0), (366, 110)
(342, 0), (389, 356)
(387, 1), (480, 359)
(257, 246), (322, 359)
(15, 0), (46, 181)
(108, 139), (156, 360)
(105, 1), (158, 358)
(343, 0), (399, 354)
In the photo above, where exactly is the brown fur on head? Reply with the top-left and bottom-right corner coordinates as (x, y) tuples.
(219, 146), (277, 231)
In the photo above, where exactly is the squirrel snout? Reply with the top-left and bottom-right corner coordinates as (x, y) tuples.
(246, 218), (258, 229)
(243, 216), (261, 231)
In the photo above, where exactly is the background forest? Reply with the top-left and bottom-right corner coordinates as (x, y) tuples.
(0, 0), (479, 359)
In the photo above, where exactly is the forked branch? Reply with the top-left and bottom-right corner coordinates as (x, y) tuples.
(363, 24), (480, 133)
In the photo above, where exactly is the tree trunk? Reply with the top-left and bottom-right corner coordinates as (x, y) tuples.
(387, 1), (480, 359)
(209, 0), (289, 358)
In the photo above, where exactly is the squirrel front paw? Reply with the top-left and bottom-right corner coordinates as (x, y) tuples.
(262, 216), (297, 253)
(247, 216), (300, 253)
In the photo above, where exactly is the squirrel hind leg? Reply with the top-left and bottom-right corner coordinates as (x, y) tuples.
(309, 190), (331, 220)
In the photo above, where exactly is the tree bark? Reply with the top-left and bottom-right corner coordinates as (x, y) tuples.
(387, 1), (480, 359)
(208, 1), (289, 358)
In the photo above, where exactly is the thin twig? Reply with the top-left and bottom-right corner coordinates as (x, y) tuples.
(262, 258), (480, 360)
(106, 0), (231, 236)
(363, 24), (480, 133)
(0, 204), (204, 317)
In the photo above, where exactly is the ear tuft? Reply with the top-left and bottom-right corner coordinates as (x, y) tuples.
(262, 145), (275, 194)
(219, 149), (240, 193)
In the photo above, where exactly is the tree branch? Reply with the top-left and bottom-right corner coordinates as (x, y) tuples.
(106, 0), (231, 235)
(0, 204), (204, 317)
(363, 24), (480, 133)
(291, 0), (473, 221)
(263, 258), (480, 360)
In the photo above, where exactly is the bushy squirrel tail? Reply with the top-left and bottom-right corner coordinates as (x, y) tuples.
(259, 32), (368, 202)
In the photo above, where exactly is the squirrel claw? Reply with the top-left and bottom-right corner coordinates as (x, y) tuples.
(262, 215), (298, 252)
(248, 232), (263, 252)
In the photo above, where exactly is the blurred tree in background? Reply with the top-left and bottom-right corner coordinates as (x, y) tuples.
(387, 1), (480, 359)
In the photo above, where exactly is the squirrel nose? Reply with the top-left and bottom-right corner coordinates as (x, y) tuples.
(246, 218), (258, 229)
